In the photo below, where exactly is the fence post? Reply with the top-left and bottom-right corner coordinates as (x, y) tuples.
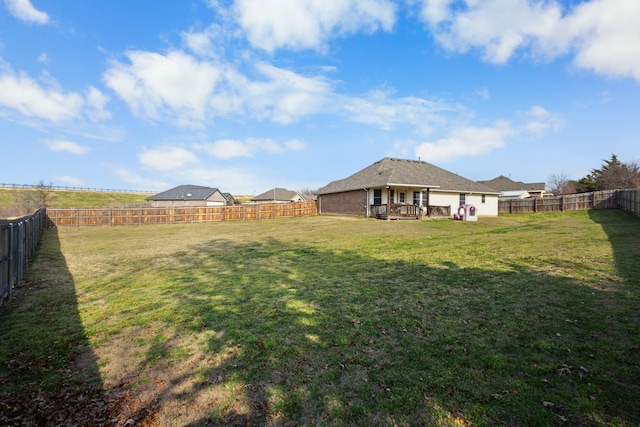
(7, 224), (13, 301)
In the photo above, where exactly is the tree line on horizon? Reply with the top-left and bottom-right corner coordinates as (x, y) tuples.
(548, 154), (640, 195)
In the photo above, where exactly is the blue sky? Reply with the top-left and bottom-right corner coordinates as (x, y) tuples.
(1, 0), (639, 195)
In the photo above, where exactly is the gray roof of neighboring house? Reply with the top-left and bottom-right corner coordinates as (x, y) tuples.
(252, 188), (299, 202)
(477, 175), (546, 192)
(499, 190), (531, 198)
(318, 158), (499, 195)
(147, 185), (220, 201)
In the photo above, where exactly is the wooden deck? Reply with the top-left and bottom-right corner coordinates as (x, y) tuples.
(370, 204), (418, 220)
(370, 204), (451, 220)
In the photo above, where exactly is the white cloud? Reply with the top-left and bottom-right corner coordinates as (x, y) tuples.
(85, 86), (111, 121)
(44, 140), (89, 155)
(171, 165), (266, 195)
(0, 67), (84, 122)
(110, 165), (169, 191)
(196, 139), (255, 159)
(0, 62), (111, 123)
(247, 62), (332, 124)
(138, 146), (200, 171)
(54, 175), (84, 186)
(420, 0), (563, 63)
(415, 120), (515, 162)
(103, 50), (221, 127)
(183, 31), (216, 57)
(339, 89), (456, 134)
(521, 105), (564, 137)
(562, 0), (640, 81)
(103, 49), (336, 126)
(413, 103), (564, 162)
(232, 0), (397, 52)
(417, 0), (640, 81)
(285, 139), (306, 151)
(3, 0), (49, 24)
(194, 137), (307, 160)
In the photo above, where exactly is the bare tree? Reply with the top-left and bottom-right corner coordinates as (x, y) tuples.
(14, 180), (56, 214)
(298, 187), (321, 195)
(547, 173), (574, 195)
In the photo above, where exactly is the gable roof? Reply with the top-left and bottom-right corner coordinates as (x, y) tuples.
(318, 158), (499, 195)
(147, 185), (220, 201)
(252, 188), (299, 202)
(477, 176), (546, 192)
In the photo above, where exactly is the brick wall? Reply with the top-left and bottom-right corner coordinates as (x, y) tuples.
(318, 190), (367, 216)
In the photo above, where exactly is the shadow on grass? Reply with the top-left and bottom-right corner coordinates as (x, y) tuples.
(0, 228), (109, 424)
(111, 224), (640, 426)
(588, 209), (640, 287)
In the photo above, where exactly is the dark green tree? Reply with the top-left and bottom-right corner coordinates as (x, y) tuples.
(577, 154), (640, 192)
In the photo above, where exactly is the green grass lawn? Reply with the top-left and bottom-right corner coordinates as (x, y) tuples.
(1, 211), (639, 426)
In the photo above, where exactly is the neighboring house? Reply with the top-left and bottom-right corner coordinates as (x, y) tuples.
(147, 185), (230, 207)
(251, 188), (307, 204)
(317, 157), (499, 219)
(477, 175), (547, 198)
(223, 193), (240, 205)
(499, 190), (531, 199)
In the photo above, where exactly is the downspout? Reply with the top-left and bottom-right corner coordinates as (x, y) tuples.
(364, 188), (369, 218)
(386, 186), (391, 221)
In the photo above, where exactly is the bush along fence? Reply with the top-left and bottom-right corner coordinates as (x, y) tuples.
(498, 189), (640, 217)
(0, 209), (45, 305)
(46, 201), (318, 227)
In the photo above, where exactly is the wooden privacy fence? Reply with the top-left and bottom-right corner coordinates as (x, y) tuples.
(1, 209), (45, 304)
(46, 201), (318, 227)
(498, 189), (640, 217)
(617, 189), (640, 218)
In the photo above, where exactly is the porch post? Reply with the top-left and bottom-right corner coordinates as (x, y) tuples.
(426, 189), (431, 217)
(387, 187), (391, 220)
(364, 189), (369, 218)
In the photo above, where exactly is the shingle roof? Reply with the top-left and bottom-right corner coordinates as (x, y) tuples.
(499, 190), (530, 198)
(147, 185), (219, 201)
(318, 158), (499, 195)
(477, 175), (546, 192)
(252, 188), (299, 202)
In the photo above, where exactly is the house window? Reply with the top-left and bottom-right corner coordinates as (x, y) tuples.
(390, 190), (395, 203)
(373, 189), (382, 205)
(413, 191), (420, 206)
(459, 193), (466, 206)
(481, 194), (486, 204)
(399, 192), (405, 203)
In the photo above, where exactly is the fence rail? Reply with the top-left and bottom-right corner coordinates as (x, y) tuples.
(498, 189), (640, 217)
(0, 183), (152, 193)
(1, 209), (45, 305)
(46, 201), (318, 227)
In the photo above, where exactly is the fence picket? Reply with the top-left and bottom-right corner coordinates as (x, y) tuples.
(1, 209), (45, 304)
(498, 189), (640, 216)
(46, 201), (318, 228)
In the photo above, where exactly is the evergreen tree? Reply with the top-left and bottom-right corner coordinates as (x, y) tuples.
(577, 154), (640, 192)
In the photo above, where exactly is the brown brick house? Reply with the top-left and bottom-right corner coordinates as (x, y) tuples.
(317, 157), (499, 219)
